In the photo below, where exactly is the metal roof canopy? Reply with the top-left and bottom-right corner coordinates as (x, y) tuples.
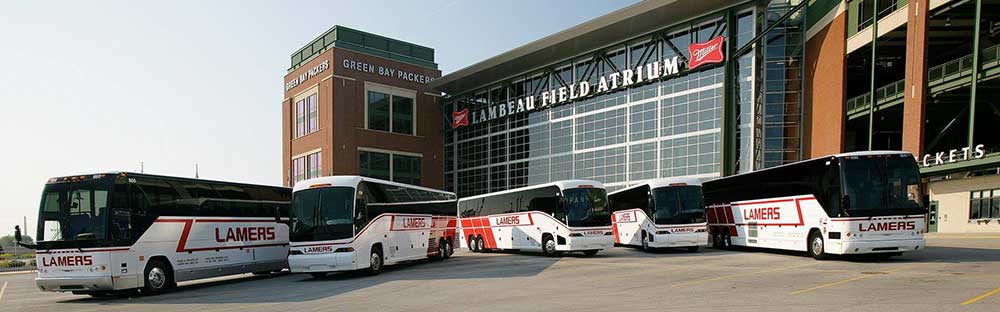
(430, 0), (739, 95)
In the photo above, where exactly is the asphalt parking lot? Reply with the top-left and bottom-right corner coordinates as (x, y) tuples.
(2, 233), (999, 312)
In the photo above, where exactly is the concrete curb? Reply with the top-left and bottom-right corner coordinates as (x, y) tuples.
(0, 270), (36, 276)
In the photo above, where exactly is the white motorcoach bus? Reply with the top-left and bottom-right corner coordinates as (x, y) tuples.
(704, 151), (927, 259)
(458, 180), (614, 257)
(13, 173), (291, 296)
(608, 178), (707, 252)
(287, 176), (457, 277)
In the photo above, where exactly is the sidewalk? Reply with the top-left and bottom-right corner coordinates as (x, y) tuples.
(0, 270), (35, 276)
(925, 232), (1000, 239)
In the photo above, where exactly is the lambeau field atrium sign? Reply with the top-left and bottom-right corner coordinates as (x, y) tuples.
(452, 36), (725, 128)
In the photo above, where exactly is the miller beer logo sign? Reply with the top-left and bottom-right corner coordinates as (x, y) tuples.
(451, 37), (725, 128)
(452, 108), (469, 128)
(688, 36), (725, 70)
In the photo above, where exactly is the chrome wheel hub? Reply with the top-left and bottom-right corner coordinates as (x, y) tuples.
(148, 267), (166, 289)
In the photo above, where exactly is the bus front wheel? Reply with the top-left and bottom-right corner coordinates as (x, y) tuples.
(443, 240), (454, 259)
(143, 259), (174, 295)
(367, 247), (384, 275)
(542, 235), (559, 257)
(641, 232), (651, 252)
(808, 231), (829, 260)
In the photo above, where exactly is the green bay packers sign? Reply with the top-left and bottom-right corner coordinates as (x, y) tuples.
(452, 36), (725, 128)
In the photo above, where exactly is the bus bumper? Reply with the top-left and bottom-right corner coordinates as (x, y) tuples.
(289, 252), (356, 273)
(649, 232), (708, 248)
(831, 238), (926, 254)
(36, 276), (114, 292)
(560, 235), (614, 251)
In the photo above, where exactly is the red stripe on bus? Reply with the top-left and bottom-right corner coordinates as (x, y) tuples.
(735, 198), (800, 206)
(36, 248), (131, 254)
(611, 213), (620, 244)
(291, 214), (456, 248)
(182, 243), (288, 252)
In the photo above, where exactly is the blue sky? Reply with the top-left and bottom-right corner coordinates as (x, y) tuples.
(0, 0), (639, 237)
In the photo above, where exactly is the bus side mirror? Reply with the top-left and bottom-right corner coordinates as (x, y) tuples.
(14, 225), (22, 242)
(273, 207), (282, 223)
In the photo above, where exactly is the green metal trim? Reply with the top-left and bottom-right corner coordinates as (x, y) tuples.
(967, 0), (981, 149)
(734, 0), (808, 56)
(867, 0), (877, 150)
(722, 9), (738, 176)
(288, 25), (438, 72)
(920, 153), (1000, 177)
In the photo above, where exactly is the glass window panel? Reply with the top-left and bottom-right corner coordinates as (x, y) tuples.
(367, 91), (390, 132)
(391, 95), (414, 134)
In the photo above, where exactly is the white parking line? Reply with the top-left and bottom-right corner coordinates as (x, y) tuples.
(0, 281), (8, 302)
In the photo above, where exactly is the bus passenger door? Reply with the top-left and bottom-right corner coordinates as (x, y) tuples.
(927, 201), (938, 233)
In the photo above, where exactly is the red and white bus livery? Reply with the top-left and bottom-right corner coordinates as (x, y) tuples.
(704, 151), (927, 259)
(15, 173), (291, 296)
(287, 176), (457, 277)
(609, 178), (707, 252)
(458, 180), (614, 257)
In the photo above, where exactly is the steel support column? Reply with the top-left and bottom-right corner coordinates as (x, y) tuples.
(967, 0), (981, 149)
(867, 0), (878, 150)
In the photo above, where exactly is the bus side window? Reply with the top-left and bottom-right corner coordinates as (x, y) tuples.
(354, 186), (368, 233)
(111, 178), (133, 241)
(819, 162), (842, 217)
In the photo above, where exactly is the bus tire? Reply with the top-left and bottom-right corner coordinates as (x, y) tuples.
(477, 235), (487, 252)
(808, 231), (828, 260)
(434, 238), (446, 260)
(142, 259), (173, 295)
(720, 231), (732, 249)
(641, 231), (650, 252)
(711, 230), (722, 249)
(687, 246), (700, 253)
(443, 239), (454, 259)
(366, 246), (384, 275)
(542, 234), (559, 257)
(582, 250), (599, 256)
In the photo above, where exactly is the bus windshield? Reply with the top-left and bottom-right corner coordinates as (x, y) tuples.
(37, 179), (112, 245)
(840, 155), (925, 217)
(562, 188), (611, 227)
(651, 186), (706, 225)
(290, 187), (355, 242)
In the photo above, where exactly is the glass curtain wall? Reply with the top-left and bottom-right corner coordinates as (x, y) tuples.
(442, 4), (798, 197)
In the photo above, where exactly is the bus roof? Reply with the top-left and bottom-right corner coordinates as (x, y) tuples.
(608, 177), (703, 196)
(458, 179), (604, 202)
(292, 175), (455, 196)
(45, 172), (288, 189)
(706, 150), (914, 183)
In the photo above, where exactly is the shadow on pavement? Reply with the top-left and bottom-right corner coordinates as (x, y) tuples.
(56, 251), (560, 305)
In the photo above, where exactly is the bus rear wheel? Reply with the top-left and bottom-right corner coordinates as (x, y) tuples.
(142, 259), (173, 295)
(808, 231), (828, 260)
(476, 235), (487, 252)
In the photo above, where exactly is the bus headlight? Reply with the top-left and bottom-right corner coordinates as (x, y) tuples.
(695, 228), (706, 233)
(569, 233), (583, 237)
(656, 230), (670, 234)
(289, 250), (304, 255)
(334, 247), (354, 253)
